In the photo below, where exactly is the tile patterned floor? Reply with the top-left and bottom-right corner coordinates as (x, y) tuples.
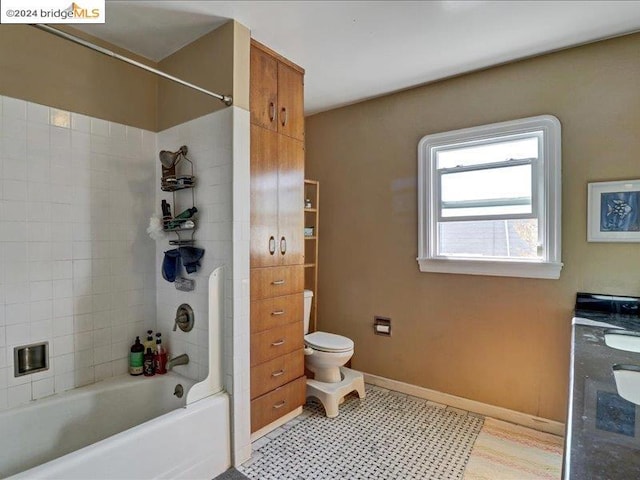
(239, 385), (485, 479)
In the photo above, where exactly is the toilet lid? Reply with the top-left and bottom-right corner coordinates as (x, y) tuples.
(305, 332), (354, 353)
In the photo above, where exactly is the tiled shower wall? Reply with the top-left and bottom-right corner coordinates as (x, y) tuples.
(0, 95), (157, 410)
(155, 109), (233, 382)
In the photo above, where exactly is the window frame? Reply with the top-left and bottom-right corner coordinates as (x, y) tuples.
(417, 115), (562, 279)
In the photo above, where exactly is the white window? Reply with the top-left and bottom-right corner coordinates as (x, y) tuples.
(417, 115), (562, 279)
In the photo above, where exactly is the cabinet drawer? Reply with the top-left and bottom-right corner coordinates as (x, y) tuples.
(251, 322), (303, 367)
(251, 349), (304, 400)
(251, 266), (303, 300)
(251, 376), (306, 433)
(251, 293), (303, 334)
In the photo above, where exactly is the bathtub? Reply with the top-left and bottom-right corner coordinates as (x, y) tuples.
(2, 373), (230, 479)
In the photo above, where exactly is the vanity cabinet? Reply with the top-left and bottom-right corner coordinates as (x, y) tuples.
(249, 39), (306, 435)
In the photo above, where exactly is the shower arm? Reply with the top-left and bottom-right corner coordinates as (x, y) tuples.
(33, 24), (233, 107)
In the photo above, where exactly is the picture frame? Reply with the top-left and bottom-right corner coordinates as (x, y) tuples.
(588, 179), (640, 242)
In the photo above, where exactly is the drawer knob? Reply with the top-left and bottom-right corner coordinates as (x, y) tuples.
(271, 279), (285, 286)
(271, 339), (285, 347)
(271, 310), (285, 316)
(273, 400), (286, 409)
(271, 369), (285, 377)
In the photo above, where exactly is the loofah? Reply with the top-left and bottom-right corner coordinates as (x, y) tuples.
(147, 214), (167, 241)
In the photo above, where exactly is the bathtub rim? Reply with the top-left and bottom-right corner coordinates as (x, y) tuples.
(8, 390), (230, 479)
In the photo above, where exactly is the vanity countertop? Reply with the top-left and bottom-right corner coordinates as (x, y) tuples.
(565, 299), (640, 479)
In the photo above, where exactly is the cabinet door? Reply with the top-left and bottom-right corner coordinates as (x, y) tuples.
(277, 134), (304, 266)
(277, 63), (304, 141)
(250, 46), (278, 131)
(250, 125), (279, 268)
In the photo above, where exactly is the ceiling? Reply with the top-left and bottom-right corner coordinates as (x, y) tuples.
(77, 1), (640, 115)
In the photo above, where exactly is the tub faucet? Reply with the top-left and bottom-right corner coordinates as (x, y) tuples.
(167, 354), (189, 371)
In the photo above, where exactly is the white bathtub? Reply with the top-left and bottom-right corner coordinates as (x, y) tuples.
(2, 373), (230, 479)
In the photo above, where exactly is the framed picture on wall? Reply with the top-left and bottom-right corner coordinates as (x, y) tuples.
(588, 179), (640, 242)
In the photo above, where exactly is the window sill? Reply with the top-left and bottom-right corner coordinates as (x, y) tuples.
(417, 257), (563, 279)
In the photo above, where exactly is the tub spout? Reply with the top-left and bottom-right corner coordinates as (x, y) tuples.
(167, 354), (189, 371)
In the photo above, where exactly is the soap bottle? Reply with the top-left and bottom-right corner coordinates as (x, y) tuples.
(143, 347), (155, 376)
(154, 333), (167, 374)
(168, 207), (198, 229)
(144, 330), (155, 352)
(129, 337), (144, 376)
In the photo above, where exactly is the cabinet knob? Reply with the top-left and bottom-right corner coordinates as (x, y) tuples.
(271, 310), (285, 316)
(273, 400), (286, 409)
(280, 236), (287, 255)
(281, 107), (288, 127)
(271, 279), (285, 286)
(269, 236), (276, 255)
(271, 369), (285, 377)
(271, 339), (285, 347)
(269, 102), (276, 122)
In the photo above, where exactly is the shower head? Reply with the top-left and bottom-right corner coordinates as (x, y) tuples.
(159, 145), (188, 169)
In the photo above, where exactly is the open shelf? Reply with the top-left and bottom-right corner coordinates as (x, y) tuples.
(304, 179), (319, 332)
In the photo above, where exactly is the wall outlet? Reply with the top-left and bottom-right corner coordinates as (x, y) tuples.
(373, 316), (391, 336)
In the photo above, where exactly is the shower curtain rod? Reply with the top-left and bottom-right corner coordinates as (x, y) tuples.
(33, 24), (233, 106)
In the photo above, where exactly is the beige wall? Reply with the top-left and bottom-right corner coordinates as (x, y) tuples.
(158, 21), (236, 131)
(305, 33), (640, 422)
(0, 25), (158, 130)
(0, 22), (249, 132)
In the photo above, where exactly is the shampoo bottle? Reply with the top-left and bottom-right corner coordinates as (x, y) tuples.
(143, 347), (155, 376)
(144, 330), (155, 352)
(154, 333), (167, 374)
(129, 337), (144, 376)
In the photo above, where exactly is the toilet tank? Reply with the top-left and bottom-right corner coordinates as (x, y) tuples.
(303, 289), (314, 334)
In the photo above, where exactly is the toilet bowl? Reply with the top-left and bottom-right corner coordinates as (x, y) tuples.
(303, 290), (365, 417)
(304, 331), (354, 383)
(303, 290), (354, 383)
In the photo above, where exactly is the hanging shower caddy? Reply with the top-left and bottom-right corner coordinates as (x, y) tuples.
(160, 145), (197, 246)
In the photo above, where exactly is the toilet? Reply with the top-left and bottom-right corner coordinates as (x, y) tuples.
(303, 290), (365, 417)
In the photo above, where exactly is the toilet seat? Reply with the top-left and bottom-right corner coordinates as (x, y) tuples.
(305, 331), (354, 353)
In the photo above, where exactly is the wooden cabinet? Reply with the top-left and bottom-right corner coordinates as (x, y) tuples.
(250, 377), (306, 433)
(250, 39), (306, 436)
(251, 293), (303, 334)
(250, 42), (304, 142)
(250, 126), (304, 267)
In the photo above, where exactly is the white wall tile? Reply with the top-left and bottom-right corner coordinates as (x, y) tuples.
(7, 383), (31, 407)
(3, 97), (27, 120)
(32, 377), (54, 399)
(6, 323), (29, 345)
(53, 316), (73, 337)
(27, 103), (49, 125)
(53, 335), (74, 356)
(0, 96), (157, 404)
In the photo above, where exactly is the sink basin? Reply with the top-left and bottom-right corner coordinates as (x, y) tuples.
(613, 364), (640, 405)
(604, 330), (640, 353)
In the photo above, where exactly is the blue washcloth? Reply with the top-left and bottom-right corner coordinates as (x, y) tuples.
(179, 246), (205, 274)
(162, 249), (181, 282)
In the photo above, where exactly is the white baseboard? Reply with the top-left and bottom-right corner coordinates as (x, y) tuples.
(363, 372), (565, 437)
